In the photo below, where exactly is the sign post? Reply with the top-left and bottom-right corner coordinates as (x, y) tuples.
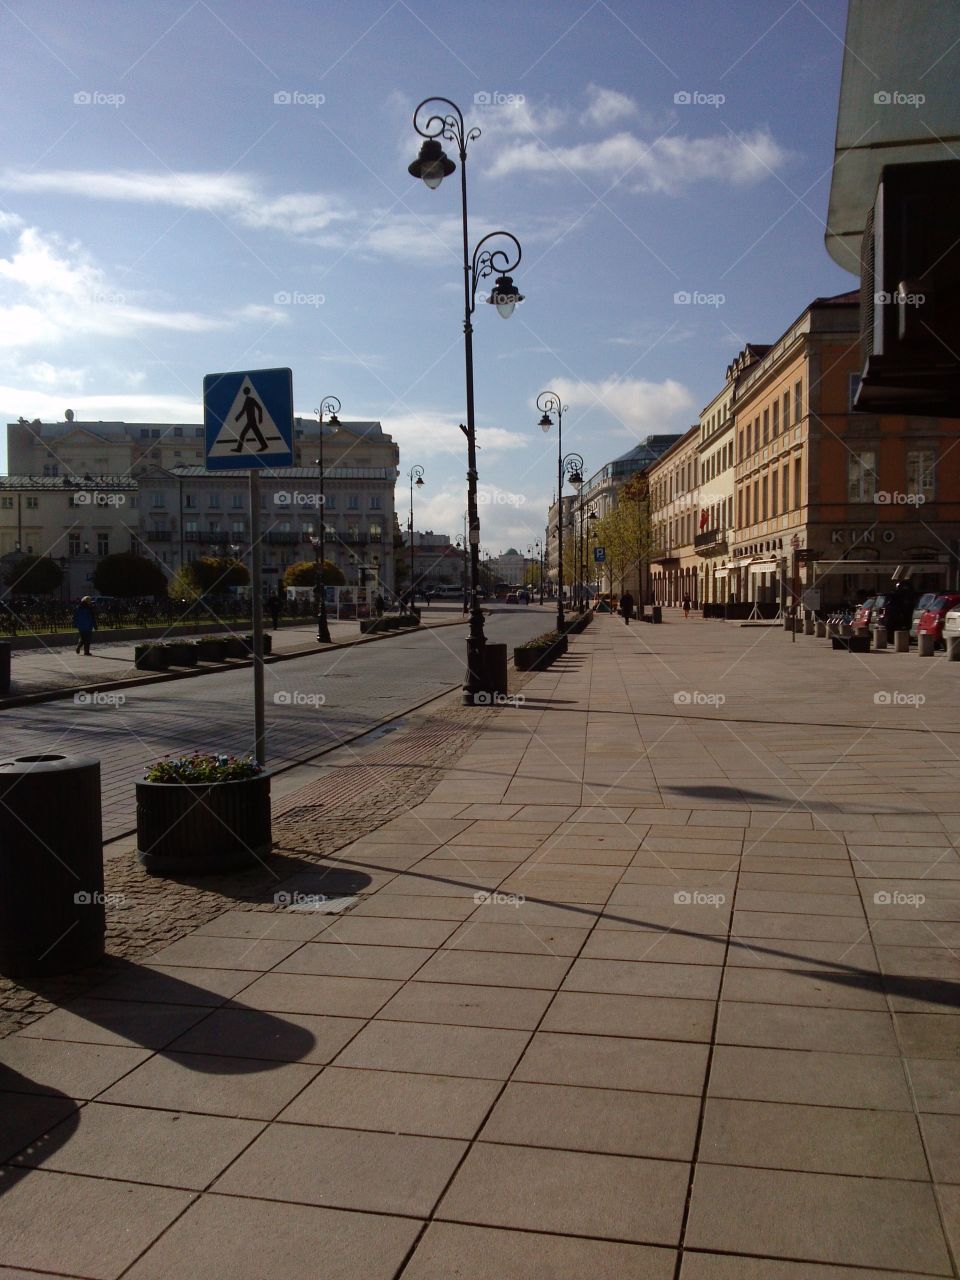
(203, 367), (294, 767)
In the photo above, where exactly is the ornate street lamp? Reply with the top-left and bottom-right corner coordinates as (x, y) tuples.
(537, 392), (579, 629)
(407, 465), (425, 608)
(410, 96), (525, 705)
(313, 396), (340, 643)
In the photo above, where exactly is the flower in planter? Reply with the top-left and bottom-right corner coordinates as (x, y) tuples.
(144, 751), (262, 784)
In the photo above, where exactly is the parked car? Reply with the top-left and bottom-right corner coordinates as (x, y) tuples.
(505, 593), (518, 604)
(943, 603), (960, 645)
(851, 597), (876, 629)
(870, 588), (916, 636)
(910, 591), (941, 640)
(916, 593), (960, 647)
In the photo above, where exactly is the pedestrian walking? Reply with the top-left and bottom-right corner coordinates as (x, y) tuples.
(682, 595), (691, 619)
(268, 593), (281, 630)
(620, 591), (634, 625)
(73, 596), (96, 655)
(374, 593), (385, 618)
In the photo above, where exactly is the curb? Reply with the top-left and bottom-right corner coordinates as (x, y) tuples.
(0, 615), (474, 712)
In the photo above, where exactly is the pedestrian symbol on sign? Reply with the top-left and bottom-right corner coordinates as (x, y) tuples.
(233, 385), (269, 453)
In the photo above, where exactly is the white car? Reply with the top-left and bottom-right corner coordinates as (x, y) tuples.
(942, 603), (960, 640)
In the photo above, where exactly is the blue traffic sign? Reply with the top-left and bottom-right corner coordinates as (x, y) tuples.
(203, 367), (294, 470)
(593, 546), (606, 563)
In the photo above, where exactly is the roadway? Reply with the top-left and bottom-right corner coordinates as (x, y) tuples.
(0, 607), (553, 840)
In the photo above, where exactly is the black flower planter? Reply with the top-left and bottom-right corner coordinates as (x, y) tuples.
(514, 646), (547, 671)
(136, 774), (272, 874)
(164, 641), (198, 668)
(195, 638), (227, 663)
(134, 644), (170, 671)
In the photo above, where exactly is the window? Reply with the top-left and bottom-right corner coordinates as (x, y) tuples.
(906, 449), (935, 501)
(325, 495), (336, 510)
(848, 372), (862, 410)
(762, 409), (769, 444)
(231, 494), (243, 508)
(782, 391), (790, 430)
(231, 520), (244, 533)
(761, 476), (768, 521)
(185, 520), (198, 532)
(42, 463), (59, 476)
(151, 429), (161, 438)
(0, 496), (12, 509)
(68, 533), (81, 556)
(195, 428), (204, 438)
(746, 422), (752, 454)
(97, 533), (109, 557)
(370, 495), (381, 510)
(794, 457), (803, 508)
(772, 400), (779, 437)
(209, 493), (220, 508)
(771, 472), (779, 517)
(140, 428), (149, 439)
(25, 496), (38, 509)
(184, 494), (196, 508)
(847, 450), (877, 502)
(793, 380), (803, 424)
(347, 495), (359, 510)
(782, 465), (789, 512)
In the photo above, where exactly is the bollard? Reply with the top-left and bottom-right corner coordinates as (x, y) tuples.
(0, 754), (104, 977)
(894, 630), (910, 653)
(947, 635), (960, 661)
(816, 621), (827, 638)
(804, 618), (815, 635)
(918, 632), (935, 657)
(874, 626), (887, 651)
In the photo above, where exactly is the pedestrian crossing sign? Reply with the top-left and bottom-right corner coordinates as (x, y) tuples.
(203, 367), (294, 469)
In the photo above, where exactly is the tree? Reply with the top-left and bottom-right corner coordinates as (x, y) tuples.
(3, 554), (63, 595)
(93, 552), (167, 598)
(168, 556), (249, 601)
(283, 559), (345, 588)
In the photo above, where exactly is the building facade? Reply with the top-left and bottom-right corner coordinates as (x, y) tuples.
(0, 475), (139, 598)
(4, 415), (401, 599)
(648, 426), (702, 606)
(400, 531), (465, 591)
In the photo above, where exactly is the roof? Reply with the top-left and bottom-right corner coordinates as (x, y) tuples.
(0, 474), (138, 490)
(166, 465), (395, 480)
(610, 434), (683, 468)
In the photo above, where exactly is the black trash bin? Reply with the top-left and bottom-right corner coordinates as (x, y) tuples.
(0, 754), (105, 977)
(480, 643), (508, 701)
(0, 641), (9, 694)
(652, 606), (663, 623)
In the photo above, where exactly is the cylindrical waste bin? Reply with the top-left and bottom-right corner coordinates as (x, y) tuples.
(480, 643), (508, 701)
(652, 606), (662, 624)
(0, 754), (104, 977)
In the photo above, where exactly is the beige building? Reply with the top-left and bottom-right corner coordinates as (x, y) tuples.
(648, 426), (701, 606)
(0, 475), (139, 598)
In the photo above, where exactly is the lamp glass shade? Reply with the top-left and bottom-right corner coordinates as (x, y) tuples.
(415, 476), (424, 487)
(538, 412), (552, 431)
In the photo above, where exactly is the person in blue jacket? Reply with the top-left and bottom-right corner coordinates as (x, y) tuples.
(73, 596), (96, 655)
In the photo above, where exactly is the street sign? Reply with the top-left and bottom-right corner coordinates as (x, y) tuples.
(594, 546), (606, 563)
(203, 367), (294, 470)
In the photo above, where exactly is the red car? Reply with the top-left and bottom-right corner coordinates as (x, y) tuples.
(851, 597), (876, 629)
(916, 593), (960, 646)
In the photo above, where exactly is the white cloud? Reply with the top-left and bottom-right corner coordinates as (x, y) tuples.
(24, 361), (87, 390)
(488, 127), (788, 193)
(581, 85), (637, 128)
(2, 169), (349, 239)
(378, 410), (529, 459)
(414, 482), (551, 552)
(0, 384), (201, 424)
(547, 375), (695, 436)
(0, 226), (273, 351)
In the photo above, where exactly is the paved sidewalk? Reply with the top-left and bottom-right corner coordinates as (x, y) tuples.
(1, 614), (958, 1277)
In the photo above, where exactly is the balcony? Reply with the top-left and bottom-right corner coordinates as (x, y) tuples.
(145, 529), (172, 542)
(265, 531), (300, 546)
(695, 527), (728, 554)
(184, 530), (237, 545)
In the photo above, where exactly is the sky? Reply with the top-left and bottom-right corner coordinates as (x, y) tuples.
(0, 0), (857, 554)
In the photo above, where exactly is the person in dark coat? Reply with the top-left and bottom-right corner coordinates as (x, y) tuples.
(268, 593), (281, 630)
(73, 596), (96, 655)
(620, 591), (634, 625)
(374, 593), (385, 618)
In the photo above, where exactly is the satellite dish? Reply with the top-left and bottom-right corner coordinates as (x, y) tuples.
(65, 409), (75, 422)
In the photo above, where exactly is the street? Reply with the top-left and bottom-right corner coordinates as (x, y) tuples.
(0, 608), (553, 840)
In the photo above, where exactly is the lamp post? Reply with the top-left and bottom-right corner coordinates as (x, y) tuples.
(407, 465), (425, 608)
(409, 96), (524, 705)
(536, 538), (544, 605)
(538, 392), (581, 629)
(313, 397), (340, 643)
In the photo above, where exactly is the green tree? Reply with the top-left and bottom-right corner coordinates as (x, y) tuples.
(3, 554), (64, 595)
(168, 556), (249, 601)
(92, 552), (167, 598)
(283, 559), (345, 587)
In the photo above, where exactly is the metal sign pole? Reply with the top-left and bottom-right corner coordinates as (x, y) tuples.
(249, 469), (266, 764)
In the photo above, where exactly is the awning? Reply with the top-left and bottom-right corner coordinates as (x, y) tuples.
(749, 557), (780, 574)
(813, 558), (948, 576)
(720, 558), (752, 571)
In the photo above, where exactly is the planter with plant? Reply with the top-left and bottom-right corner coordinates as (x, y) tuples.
(163, 641), (199, 668)
(134, 643), (170, 672)
(195, 637), (227, 663)
(514, 629), (568, 671)
(136, 752), (271, 874)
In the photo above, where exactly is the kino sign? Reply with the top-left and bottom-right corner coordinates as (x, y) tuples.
(830, 528), (897, 544)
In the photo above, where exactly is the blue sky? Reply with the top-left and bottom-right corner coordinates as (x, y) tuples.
(0, 0), (855, 552)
